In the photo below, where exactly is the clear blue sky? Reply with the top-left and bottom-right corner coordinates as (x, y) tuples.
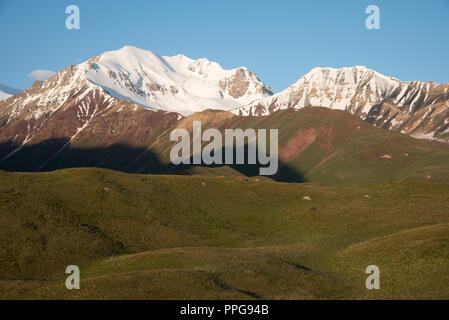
(1, 0), (448, 92)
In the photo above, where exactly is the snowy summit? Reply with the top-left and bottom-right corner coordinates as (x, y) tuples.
(80, 46), (273, 115)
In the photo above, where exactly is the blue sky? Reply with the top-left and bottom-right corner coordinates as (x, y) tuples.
(0, 0), (448, 92)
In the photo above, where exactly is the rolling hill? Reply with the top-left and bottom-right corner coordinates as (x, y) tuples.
(0, 168), (448, 299)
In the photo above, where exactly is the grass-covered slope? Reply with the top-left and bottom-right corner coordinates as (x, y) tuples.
(119, 107), (449, 184)
(2, 107), (449, 186)
(0, 168), (448, 299)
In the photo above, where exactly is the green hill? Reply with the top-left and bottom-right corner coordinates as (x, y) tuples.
(1, 168), (448, 299)
(2, 108), (449, 186)
(164, 107), (449, 185)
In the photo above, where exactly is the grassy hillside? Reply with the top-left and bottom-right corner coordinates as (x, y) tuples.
(153, 108), (449, 185)
(3, 108), (449, 186)
(0, 168), (448, 299)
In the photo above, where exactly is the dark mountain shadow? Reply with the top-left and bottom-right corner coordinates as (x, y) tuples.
(274, 163), (307, 183)
(0, 139), (164, 174)
(163, 143), (307, 183)
(0, 138), (307, 183)
(0, 138), (72, 172)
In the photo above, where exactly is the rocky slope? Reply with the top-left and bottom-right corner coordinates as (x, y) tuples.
(233, 66), (449, 141)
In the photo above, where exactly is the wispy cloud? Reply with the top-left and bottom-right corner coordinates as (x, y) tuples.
(28, 70), (56, 81)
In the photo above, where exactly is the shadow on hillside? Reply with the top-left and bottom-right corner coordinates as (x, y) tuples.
(163, 144), (307, 183)
(0, 138), (165, 174)
(0, 139), (306, 183)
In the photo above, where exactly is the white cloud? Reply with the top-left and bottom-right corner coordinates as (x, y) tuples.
(28, 69), (56, 81)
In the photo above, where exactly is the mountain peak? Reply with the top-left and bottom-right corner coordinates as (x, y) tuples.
(305, 65), (375, 78)
(233, 66), (449, 141)
(308, 65), (371, 73)
(117, 45), (152, 54)
(77, 46), (272, 115)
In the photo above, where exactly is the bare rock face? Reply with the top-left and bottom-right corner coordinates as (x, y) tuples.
(187, 59), (210, 76)
(219, 68), (250, 99)
(107, 70), (116, 79)
(169, 85), (179, 95)
(219, 68), (273, 99)
(234, 66), (449, 141)
(147, 82), (161, 92)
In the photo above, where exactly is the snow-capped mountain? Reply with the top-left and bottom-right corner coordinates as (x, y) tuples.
(83, 46), (272, 115)
(0, 46), (272, 166)
(1, 47), (449, 173)
(233, 66), (449, 140)
(0, 59), (180, 169)
(1, 46), (272, 121)
(0, 84), (21, 101)
(1, 46), (448, 167)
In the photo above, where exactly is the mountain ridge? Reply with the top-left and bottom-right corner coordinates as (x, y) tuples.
(233, 66), (449, 141)
(1, 46), (448, 170)
(83, 46), (273, 115)
(2, 48), (448, 143)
